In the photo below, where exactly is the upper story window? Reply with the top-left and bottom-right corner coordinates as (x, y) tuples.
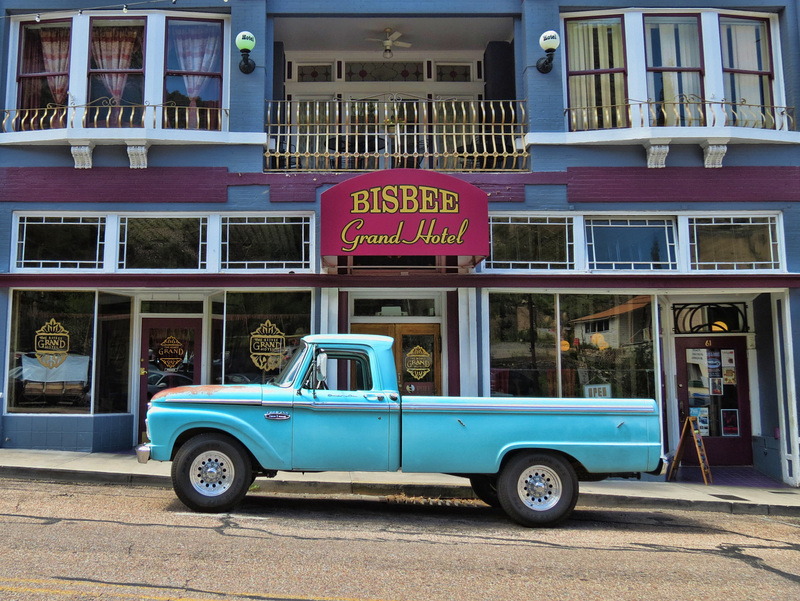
(16, 216), (105, 269)
(644, 16), (703, 126)
(565, 16), (627, 131)
(585, 218), (677, 270)
(688, 216), (779, 270)
(563, 10), (788, 132)
(221, 216), (312, 270)
(164, 18), (223, 130)
(486, 216), (574, 270)
(8, 12), (227, 134)
(118, 216), (207, 270)
(17, 21), (71, 128)
(88, 18), (145, 126)
(719, 17), (773, 127)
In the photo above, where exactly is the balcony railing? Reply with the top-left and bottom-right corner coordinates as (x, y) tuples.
(1, 98), (228, 133)
(264, 99), (528, 172)
(566, 96), (796, 132)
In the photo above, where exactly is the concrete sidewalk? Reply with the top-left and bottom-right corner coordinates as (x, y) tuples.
(1, 448), (799, 517)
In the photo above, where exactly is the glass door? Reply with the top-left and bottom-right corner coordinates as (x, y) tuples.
(675, 336), (752, 465)
(139, 318), (202, 441)
(350, 323), (441, 396)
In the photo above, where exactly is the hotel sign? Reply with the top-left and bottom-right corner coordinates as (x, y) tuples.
(35, 318), (70, 369)
(320, 170), (489, 257)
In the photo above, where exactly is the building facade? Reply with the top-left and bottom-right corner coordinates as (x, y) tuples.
(0, 0), (798, 486)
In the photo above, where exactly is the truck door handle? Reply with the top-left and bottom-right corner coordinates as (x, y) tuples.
(364, 393), (385, 401)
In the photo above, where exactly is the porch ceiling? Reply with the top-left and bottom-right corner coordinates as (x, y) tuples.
(273, 17), (515, 52)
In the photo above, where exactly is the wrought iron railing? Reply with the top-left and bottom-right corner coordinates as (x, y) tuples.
(264, 98), (528, 172)
(566, 96), (795, 132)
(1, 98), (228, 132)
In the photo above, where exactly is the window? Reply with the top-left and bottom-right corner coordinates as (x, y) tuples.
(296, 64), (333, 82)
(221, 216), (311, 270)
(487, 216), (574, 270)
(164, 18), (223, 130)
(219, 292), (312, 384)
(565, 16), (628, 130)
(644, 16), (703, 126)
(344, 62), (424, 82)
(720, 17), (773, 128)
(436, 64), (471, 82)
(16, 216), (105, 269)
(87, 18), (145, 127)
(118, 217), (207, 270)
(586, 218), (677, 270)
(689, 216), (779, 270)
(488, 293), (656, 399)
(17, 21), (71, 129)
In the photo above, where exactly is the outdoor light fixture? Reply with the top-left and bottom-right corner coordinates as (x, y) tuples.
(536, 30), (560, 73)
(235, 31), (256, 74)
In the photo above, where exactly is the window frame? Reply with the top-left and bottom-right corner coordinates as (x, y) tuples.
(485, 214), (575, 271)
(15, 215), (107, 270)
(585, 217), (678, 271)
(220, 214), (314, 272)
(16, 18), (73, 113)
(686, 214), (782, 271)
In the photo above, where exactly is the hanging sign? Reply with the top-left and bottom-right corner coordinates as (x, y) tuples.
(320, 170), (490, 257)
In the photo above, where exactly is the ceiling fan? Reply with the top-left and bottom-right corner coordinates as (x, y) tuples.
(366, 28), (412, 58)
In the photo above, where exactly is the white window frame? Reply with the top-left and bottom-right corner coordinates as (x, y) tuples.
(484, 214), (575, 272)
(13, 214), (107, 271)
(585, 216), (678, 271)
(220, 213), (314, 273)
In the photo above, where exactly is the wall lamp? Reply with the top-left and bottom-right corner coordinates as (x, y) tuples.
(536, 30), (560, 73)
(235, 31), (256, 74)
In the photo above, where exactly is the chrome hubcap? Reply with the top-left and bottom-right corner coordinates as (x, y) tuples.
(190, 451), (235, 497)
(517, 465), (562, 511)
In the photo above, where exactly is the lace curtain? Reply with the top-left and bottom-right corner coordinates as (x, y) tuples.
(171, 23), (221, 128)
(90, 26), (141, 103)
(20, 26), (70, 110)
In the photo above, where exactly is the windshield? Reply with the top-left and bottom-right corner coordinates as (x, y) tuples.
(272, 341), (309, 387)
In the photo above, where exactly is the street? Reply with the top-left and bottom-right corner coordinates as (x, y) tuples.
(0, 477), (798, 601)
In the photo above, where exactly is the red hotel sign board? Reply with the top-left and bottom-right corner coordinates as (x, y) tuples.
(320, 170), (489, 257)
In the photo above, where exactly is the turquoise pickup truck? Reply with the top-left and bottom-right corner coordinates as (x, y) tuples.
(138, 334), (663, 527)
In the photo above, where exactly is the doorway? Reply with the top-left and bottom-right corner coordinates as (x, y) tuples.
(675, 336), (752, 465)
(139, 318), (203, 441)
(350, 323), (441, 395)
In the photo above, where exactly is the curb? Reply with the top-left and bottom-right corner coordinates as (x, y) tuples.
(4, 466), (799, 518)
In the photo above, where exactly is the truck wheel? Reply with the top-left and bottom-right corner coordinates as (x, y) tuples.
(469, 475), (501, 508)
(497, 452), (578, 527)
(171, 434), (252, 513)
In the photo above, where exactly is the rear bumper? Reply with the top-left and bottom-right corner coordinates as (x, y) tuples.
(136, 444), (151, 464)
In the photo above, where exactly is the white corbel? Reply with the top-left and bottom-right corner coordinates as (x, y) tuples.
(644, 141), (670, 168)
(126, 143), (149, 169)
(701, 141), (727, 168)
(70, 143), (94, 169)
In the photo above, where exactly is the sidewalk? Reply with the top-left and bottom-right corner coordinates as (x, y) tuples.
(1, 448), (799, 517)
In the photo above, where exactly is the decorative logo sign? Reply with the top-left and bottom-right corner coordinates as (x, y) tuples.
(320, 170), (489, 256)
(404, 345), (432, 380)
(34, 318), (70, 369)
(250, 320), (285, 372)
(157, 336), (185, 371)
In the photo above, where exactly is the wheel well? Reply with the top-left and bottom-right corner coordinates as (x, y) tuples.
(171, 428), (259, 469)
(498, 448), (585, 477)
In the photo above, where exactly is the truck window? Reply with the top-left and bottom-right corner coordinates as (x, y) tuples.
(303, 351), (372, 392)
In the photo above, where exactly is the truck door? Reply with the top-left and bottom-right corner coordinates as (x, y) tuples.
(292, 348), (391, 471)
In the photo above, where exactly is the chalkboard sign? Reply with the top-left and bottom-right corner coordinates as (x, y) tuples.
(668, 416), (713, 485)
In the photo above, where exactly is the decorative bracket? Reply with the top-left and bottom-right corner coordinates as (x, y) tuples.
(701, 142), (727, 168)
(644, 142), (670, 168)
(126, 144), (149, 169)
(70, 144), (94, 169)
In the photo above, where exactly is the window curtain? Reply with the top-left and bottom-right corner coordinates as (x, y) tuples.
(20, 30), (45, 111)
(720, 18), (771, 127)
(90, 26), (141, 104)
(172, 23), (221, 128)
(566, 18), (626, 130)
(645, 19), (701, 126)
(40, 27), (70, 106)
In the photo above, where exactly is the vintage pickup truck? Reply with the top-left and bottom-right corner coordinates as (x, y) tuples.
(138, 334), (664, 527)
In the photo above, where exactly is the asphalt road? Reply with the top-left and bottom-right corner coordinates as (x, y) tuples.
(1, 477), (799, 601)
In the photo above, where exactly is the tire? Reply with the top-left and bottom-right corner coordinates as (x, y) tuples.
(171, 434), (252, 513)
(469, 475), (501, 508)
(497, 452), (578, 527)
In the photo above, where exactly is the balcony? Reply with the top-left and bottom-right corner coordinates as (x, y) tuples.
(1, 97), (228, 133)
(566, 96), (796, 132)
(264, 98), (528, 172)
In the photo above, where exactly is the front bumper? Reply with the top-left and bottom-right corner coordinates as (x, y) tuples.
(136, 444), (151, 464)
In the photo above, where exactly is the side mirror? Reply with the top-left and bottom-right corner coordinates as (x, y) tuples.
(314, 352), (328, 388)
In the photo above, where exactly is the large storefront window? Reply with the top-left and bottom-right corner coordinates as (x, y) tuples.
(95, 293), (132, 413)
(490, 293), (655, 399)
(7, 291), (95, 413)
(220, 292), (312, 384)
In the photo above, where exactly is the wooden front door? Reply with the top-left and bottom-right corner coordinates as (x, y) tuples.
(675, 336), (752, 466)
(350, 323), (441, 396)
(139, 318), (203, 442)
